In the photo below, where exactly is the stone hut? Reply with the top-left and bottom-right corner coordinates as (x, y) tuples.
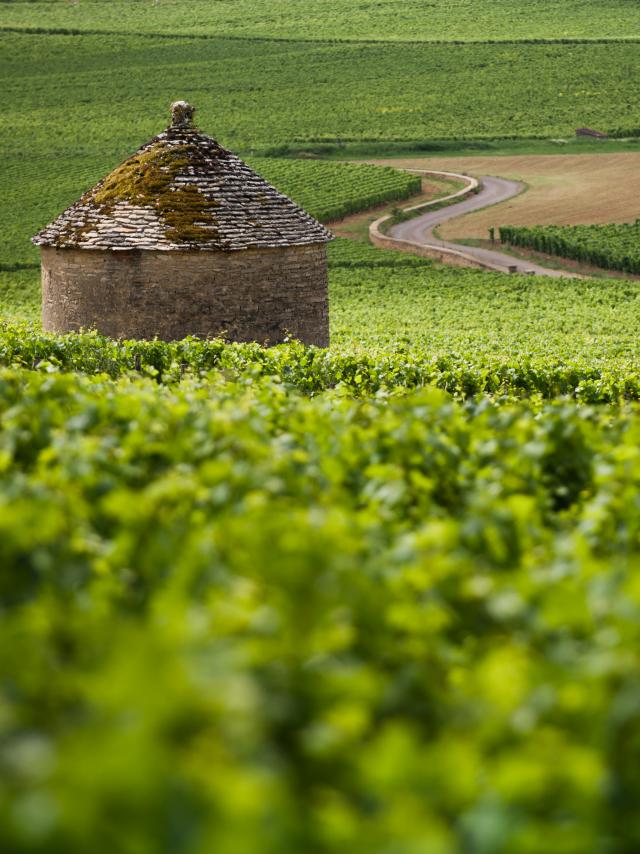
(32, 101), (333, 346)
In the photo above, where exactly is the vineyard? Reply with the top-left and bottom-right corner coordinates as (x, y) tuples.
(5, 0), (640, 849)
(3, 33), (637, 151)
(328, 237), (434, 267)
(2, 152), (420, 270)
(3, 30), (640, 271)
(3, 366), (640, 851)
(1, 157), (422, 323)
(1, 0), (639, 42)
(4, 317), (640, 403)
(500, 222), (640, 275)
(8, 237), (640, 379)
(249, 159), (421, 223)
(5, 31), (640, 266)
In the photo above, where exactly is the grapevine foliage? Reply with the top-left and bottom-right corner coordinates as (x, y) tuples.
(500, 222), (640, 275)
(1, 368), (640, 851)
(249, 159), (421, 223)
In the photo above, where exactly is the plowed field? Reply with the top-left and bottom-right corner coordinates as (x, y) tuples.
(371, 153), (640, 239)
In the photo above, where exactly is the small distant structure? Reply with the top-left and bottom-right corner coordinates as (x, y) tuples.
(33, 101), (333, 346)
(575, 127), (608, 139)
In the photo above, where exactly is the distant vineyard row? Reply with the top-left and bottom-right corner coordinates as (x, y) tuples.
(5, 34), (640, 153)
(500, 222), (640, 275)
(249, 159), (421, 222)
(6, 236), (640, 371)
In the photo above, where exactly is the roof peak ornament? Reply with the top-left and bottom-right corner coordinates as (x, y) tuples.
(170, 100), (196, 129)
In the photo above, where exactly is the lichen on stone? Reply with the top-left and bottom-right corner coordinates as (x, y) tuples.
(53, 218), (99, 248)
(90, 142), (220, 245)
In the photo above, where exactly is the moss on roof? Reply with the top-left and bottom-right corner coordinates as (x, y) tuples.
(33, 104), (332, 252)
(91, 142), (220, 244)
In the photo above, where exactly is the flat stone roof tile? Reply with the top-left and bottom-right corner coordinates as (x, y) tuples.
(33, 102), (332, 252)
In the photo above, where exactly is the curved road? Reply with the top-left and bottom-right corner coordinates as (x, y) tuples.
(388, 175), (575, 277)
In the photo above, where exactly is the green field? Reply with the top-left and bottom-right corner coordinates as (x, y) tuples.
(500, 222), (640, 275)
(7, 239), (640, 403)
(2, 0), (640, 42)
(4, 34), (638, 159)
(250, 160), (421, 223)
(1, 151), (420, 268)
(330, 242), (640, 361)
(3, 30), (640, 268)
(5, 2), (640, 850)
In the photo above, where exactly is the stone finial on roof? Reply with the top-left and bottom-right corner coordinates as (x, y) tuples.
(171, 100), (196, 129)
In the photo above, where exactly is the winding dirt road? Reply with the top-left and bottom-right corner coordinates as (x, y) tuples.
(388, 174), (576, 277)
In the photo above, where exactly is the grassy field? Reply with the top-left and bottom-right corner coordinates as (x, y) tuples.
(2, 0), (640, 42)
(329, 240), (640, 359)
(5, 34), (638, 157)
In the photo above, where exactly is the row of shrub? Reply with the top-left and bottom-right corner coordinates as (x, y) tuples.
(500, 222), (640, 274)
(4, 321), (640, 403)
(248, 158), (422, 222)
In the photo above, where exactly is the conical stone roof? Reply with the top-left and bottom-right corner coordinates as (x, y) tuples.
(33, 101), (333, 252)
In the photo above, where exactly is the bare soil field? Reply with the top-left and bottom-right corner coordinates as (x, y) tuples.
(369, 154), (640, 240)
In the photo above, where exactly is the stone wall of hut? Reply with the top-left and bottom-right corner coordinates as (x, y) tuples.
(40, 244), (329, 346)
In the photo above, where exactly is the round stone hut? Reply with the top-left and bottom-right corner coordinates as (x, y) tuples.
(32, 102), (333, 346)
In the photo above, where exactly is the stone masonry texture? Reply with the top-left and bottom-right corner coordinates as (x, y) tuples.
(41, 244), (330, 346)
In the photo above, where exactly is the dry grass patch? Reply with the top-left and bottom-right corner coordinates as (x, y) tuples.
(369, 154), (640, 240)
